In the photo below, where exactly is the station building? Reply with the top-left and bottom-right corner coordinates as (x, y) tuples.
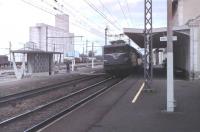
(124, 0), (200, 80)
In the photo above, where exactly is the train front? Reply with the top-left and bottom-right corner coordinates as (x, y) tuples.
(103, 44), (131, 73)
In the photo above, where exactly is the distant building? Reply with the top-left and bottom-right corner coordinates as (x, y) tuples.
(29, 14), (74, 61)
(0, 55), (8, 66)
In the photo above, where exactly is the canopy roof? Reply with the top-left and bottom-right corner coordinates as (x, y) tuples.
(123, 26), (190, 48)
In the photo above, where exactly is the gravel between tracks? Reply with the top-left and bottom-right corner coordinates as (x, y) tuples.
(0, 75), (108, 122)
(0, 78), (119, 132)
(0, 74), (84, 97)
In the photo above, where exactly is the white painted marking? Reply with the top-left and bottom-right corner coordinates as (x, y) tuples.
(132, 82), (145, 103)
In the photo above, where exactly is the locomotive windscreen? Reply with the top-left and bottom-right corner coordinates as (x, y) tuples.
(104, 46), (129, 54)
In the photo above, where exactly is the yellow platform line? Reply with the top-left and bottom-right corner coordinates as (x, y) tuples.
(132, 82), (145, 103)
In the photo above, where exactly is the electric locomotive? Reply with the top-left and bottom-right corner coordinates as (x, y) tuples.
(103, 42), (142, 75)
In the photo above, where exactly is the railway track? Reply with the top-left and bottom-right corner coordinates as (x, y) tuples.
(0, 74), (110, 123)
(0, 74), (105, 105)
(0, 75), (124, 132)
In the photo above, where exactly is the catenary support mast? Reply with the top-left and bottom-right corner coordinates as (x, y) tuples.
(144, 0), (153, 90)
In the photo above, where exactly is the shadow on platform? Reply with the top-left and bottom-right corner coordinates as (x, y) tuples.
(131, 67), (187, 80)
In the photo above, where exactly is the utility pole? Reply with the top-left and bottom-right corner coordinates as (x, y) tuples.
(92, 42), (94, 68)
(86, 40), (88, 56)
(105, 27), (108, 45)
(33, 42), (35, 51)
(54, 43), (56, 52)
(46, 26), (48, 52)
(53, 43), (56, 62)
(9, 41), (12, 67)
(167, 0), (175, 112)
(83, 46), (84, 55)
(92, 42), (94, 57)
(86, 40), (89, 66)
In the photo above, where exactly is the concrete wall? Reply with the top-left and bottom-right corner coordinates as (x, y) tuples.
(27, 53), (53, 74)
(173, 32), (190, 77)
(29, 24), (48, 51)
(30, 23), (74, 51)
(55, 14), (69, 32)
(174, 0), (200, 26)
(173, 0), (200, 79)
(173, 22), (200, 79)
(29, 23), (74, 60)
(29, 14), (74, 61)
(189, 23), (200, 79)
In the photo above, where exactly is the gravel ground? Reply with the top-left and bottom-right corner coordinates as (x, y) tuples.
(0, 75), (108, 122)
(0, 73), (81, 97)
(0, 65), (104, 97)
(0, 78), (119, 132)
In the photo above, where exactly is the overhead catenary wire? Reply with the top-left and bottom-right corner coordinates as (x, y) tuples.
(43, 0), (105, 35)
(41, 0), (104, 37)
(20, 0), (104, 38)
(116, 0), (130, 27)
(97, 0), (123, 28)
(124, 0), (135, 26)
(61, 0), (106, 30)
(83, 0), (121, 31)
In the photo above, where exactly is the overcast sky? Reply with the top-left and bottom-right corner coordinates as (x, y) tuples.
(0, 0), (167, 55)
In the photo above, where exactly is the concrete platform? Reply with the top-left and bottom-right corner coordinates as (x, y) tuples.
(40, 76), (200, 132)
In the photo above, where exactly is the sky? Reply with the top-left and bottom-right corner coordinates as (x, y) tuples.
(0, 0), (167, 55)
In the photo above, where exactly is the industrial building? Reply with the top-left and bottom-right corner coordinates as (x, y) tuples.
(29, 14), (74, 61)
(10, 14), (72, 79)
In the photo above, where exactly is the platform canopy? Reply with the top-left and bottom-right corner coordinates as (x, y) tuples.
(123, 26), (190, 48)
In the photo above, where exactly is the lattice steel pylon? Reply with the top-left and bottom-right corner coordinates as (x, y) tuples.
(144, 0), (153, 90)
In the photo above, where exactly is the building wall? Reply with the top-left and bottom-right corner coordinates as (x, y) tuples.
(174, 0), (200, 26)
(55, 14), (69, 32)
(29, 15), (74, 61)
(189, 23), (200, 79)
(30, 24), (74, 53)
(173, 32), (190, 77)
(172, 28), (200, 80)
(27, 53), (49, 73)
(27, 53), (54, 75)
(0, 55), (8, 65)
(29, 25), (46, 50)
(172, 0), (200, 79)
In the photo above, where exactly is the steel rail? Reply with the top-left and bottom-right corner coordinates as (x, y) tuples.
(25, 77), (126, 132)
(0, 77), (113, 126)
(0, 75), (103, 105)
